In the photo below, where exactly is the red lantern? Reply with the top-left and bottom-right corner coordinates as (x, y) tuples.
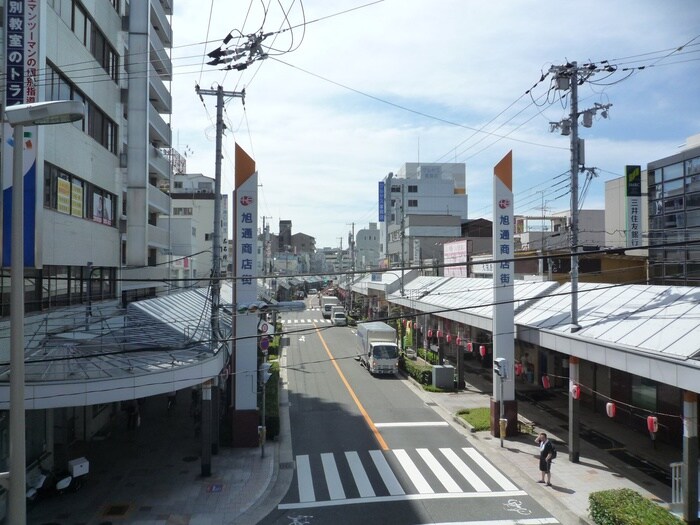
(446, 334), (452, 344)
(606, 402), (616, 418)
(437, 330), (443, 339)
(456, 337), (462, 346)
(479, 345), (486, 357)
(515, 362), (523, 376)
(428, 329), (433, 338)
(542, 375), (551, 389)
(402, 319), (407, 326)
(570, 383), (581, 400)
(467, 342), (473, 353)
(647, 415), (658, 433)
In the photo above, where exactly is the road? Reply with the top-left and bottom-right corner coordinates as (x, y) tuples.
(261, 301), (560, 525)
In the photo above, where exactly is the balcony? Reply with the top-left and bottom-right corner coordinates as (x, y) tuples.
(149, 103), (171, 147)
(150, 0), (172, 47)
(148, 184), (171, 215)
(148, 223), (170, 249)
(150, 30), (172, 80)
(149, 145), (170, 180)
(159, 0), (173, 16)
(149, 63), (171, 114)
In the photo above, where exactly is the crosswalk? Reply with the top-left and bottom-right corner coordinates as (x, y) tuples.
(279, 446), (525, 510)
(280, 318), (332, 325)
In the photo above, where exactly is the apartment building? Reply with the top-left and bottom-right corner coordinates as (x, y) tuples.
(167, 172), (229, 283)
(379, 162), (468, 264)
(0, 0), (174, 317)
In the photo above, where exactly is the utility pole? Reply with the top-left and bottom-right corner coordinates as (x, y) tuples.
(400, 184), (405, 296)
(548, 62), (611, 466)
(194, 84), (245, 476)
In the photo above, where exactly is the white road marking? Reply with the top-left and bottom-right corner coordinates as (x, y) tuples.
(296, 455), (315, 502)
(463, 448), (519, 491)
(417, 448), (461, 493)
(414, 519), (559, 525)
(374, 421), (449, 428)
(277, 489), (528, 510)
(394, 449), (433, 494)
(440, 448), (491, 492)
(345, 451), (375, 497)
(321, 453), (345, 500)
(369, 449), (404, 495)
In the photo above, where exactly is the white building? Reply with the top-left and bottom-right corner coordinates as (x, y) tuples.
(0, 0), (176, 481)
(379, 162), (467, 263)
(168, 172), (229, 283)
(355, 222), (381, 269)
(0, 0), (174, 315)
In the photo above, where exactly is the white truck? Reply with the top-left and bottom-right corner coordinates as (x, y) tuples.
(321, 295), (340, 319)
(356, 322), (399, 375)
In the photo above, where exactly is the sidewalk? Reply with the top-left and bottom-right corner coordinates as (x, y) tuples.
(25, 351), (676, 525)
(409, 369), (676, 525)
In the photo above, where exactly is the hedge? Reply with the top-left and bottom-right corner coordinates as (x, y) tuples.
(588, 489), (682, 525)
(399, 354), (432, 385)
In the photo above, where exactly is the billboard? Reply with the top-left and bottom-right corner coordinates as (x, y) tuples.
(443, 239), (468, 277)
(626, 165), (642, 248)
(2, 0), (41, 267)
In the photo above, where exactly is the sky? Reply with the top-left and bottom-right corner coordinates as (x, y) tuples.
(170, 1), (700, 249)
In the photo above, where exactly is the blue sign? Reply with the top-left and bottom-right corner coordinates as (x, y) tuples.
(378, 181), (385, 222)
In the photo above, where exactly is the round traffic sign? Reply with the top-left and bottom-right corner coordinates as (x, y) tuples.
(259, 336), (270, 351)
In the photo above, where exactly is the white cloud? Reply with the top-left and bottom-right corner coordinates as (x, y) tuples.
(171, 0), (700, 248)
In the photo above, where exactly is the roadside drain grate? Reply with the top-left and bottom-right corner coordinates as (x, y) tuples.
(103, 504), (130, 517)
(425, 401), (438, 406)
(280, 462), (294, 469)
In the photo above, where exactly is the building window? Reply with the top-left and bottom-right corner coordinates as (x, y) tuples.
(391, 185), (401, 193)
(44, 162), (116, 226)
(205, 233), (212, 241)
(46, 63), (118, 154)
(408, 199), (418, 207)
(408, 185), (418, 193)
(174, 181), (183, 189)
(173, 207), (193, 216)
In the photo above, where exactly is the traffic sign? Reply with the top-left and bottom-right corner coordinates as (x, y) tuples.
(259, 336), (270, 351)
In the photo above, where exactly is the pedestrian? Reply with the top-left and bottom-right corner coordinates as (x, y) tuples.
(535, 432), (554, 486)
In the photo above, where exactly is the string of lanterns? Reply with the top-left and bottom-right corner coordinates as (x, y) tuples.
(398, 319), (672, 439)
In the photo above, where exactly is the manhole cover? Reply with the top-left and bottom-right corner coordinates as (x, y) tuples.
(103, 504), (130, 517)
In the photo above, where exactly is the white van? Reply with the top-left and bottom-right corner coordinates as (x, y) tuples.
(331, 311), (347, 326)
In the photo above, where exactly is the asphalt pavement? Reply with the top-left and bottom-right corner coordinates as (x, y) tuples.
(26, 337), (677, 525)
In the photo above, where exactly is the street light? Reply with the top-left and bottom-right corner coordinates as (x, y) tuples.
(5, 100), (84, 523)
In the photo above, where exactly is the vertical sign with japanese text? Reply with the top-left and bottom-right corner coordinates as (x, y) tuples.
(626, 165), (642, 248)
(3, 0), (41, 267)
(493, 151), (514, 402)
(378, 181), (385, 222)
(234, 144), (258, 411)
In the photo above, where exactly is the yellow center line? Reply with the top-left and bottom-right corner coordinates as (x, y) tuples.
(314, 322), (389, 451)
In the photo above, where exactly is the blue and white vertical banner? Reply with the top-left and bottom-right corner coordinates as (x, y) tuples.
(625, 165), (642, 248)
(2, 0), (41, 267)
(234, 144), (258, 411)
(493, 151), (514, 401)
(378, 181), (385, 222)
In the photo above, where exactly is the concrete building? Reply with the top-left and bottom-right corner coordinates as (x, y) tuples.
(515, 210), (605, 253)
(168, 172), (229, 282)
(355, 222), (381, 269)
(646, 134), (700, 285)
(0, 0), (174, 316)
(379, 162), (467, 262)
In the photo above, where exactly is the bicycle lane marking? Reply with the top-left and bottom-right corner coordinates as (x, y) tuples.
(314, 322), (389, 451)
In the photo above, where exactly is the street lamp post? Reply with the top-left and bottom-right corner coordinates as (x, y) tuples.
(4, 100), (84, 523)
